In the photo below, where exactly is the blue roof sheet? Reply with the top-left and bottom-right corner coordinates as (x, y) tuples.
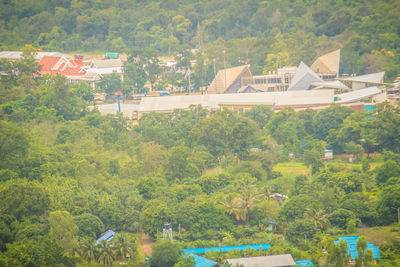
(183, 244), (270, 254)
(333, 236), (380, 260)
(96, 230), (116, 244)
(296, 260), (314, 266)
(185, 253), (218, 267)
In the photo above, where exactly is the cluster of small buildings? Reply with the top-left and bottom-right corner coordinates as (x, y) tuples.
(127, 49), (397, 120)
(0, 51), (123, 88)
(180, 236), (380, 267)
(1, 48), (398, 120)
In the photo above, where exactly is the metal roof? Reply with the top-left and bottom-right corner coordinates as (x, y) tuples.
(226, 254), (296, 267)
(335, 87), (381, 103)
(137, 90), (334, 113)
(339, 72), (385, 83)
(91, 59), (123, 68)
(96, 230), (115, 244)
(288, 62), (323, 91)
(0, 51), (71, 60)
(311, 80), (349, 90)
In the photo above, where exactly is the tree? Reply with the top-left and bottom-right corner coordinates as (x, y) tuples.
(285, 218), (317, 244)
(0, 182), (50, 220)
(73, 82), (94, 101)
(375, 103), (400, 153)
(4, 237), (73, 267)
(304, 207), (329, 231)
(175, 255), (195, 267)
(243, 105), (274, 129)
(279, 194), (318, 222)
(80, 238), (96, 267)
(303, 149), (324, 175)
(151, 239), (181, 267)
(40, 74), (85, 120)
(377, 184), (400, 225)
(0, 121), (29, 169)
(113, 233), (132, 260)
(97, 239), (114, 267)
(49, 210), (79, 256)
(375, 160), (400, 185)
(313, 104), (353, 141)
(355, 236), (374, 267)
(327, 239), (349, 267)
(97, 73), (123, 96)
(328, 209), (357, 229)
(74, 213), (104, 238)
(123, 59), (146, 94)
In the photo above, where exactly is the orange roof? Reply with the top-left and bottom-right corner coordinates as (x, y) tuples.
(39, 56), (61, 72)
(38, 55), (85, 76)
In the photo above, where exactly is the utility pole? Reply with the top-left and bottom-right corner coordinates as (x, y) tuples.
(223, 50), (226, 91)
(213, 58), (216, 78)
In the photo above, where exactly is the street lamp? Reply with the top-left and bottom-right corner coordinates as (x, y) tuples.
(115, 91), (123, 113)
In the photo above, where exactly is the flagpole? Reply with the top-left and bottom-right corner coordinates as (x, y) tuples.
(189, 70), (191, 94)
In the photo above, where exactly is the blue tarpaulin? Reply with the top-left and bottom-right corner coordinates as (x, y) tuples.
(183, 244), (270, 254)
(334, 236), (380, 260)
(185, 253), (219, 267)
(296, 259), (314, 266)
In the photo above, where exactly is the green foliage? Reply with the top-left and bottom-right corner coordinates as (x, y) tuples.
(73, 213), (104, 239)
(328, 209), (357, 229)
(285, 218), (317, 244)
(279, 194), (318, 223)
(0, 182), (50, 220)
(150, 239), (181, 267)
(98, 73), (123, 96)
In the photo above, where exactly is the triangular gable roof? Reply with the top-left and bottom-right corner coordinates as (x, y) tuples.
(311, 49), (340, 74)
(288, 62), (323, 91)
(238, 84), (268, 93)
(208, 65), (251, 93)
(340, 72), (385, 83)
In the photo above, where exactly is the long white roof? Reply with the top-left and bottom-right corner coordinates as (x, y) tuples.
(0, 51), (71, 60)
(138, 90), (334, 113)
(336, 87), (381, 103)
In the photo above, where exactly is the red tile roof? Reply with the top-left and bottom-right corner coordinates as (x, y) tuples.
(39, 56), (61, 72)
(38, 56), (85, 76)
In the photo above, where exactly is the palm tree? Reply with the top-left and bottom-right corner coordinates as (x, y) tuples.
(97, 240), (114, 267)
(114, 233), (131, 260)
(304, 207), (329, 231)
(80, 238), (96, 267)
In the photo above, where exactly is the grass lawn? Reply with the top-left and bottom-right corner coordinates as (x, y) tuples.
(273, 161), (310, 177)
(357, 225), (400, 245)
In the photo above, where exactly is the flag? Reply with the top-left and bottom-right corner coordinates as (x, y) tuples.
(184, 70), (190, 80)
